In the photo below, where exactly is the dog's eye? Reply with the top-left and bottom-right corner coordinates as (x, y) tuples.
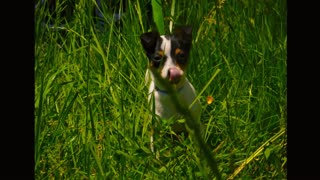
(153, 54), (163, 61)
(176, 50), (187, 64)
(153, 50), (164, 61)
(177, 52), (185, 59)
(174, 48), (187, 64)
(151, 53), (164, 68)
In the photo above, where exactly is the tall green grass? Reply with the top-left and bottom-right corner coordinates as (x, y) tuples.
(35, 0), (287, 179)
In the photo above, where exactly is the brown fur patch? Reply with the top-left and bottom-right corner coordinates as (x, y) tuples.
(175, 48), (182, 55)
(158, 50), (164, 57)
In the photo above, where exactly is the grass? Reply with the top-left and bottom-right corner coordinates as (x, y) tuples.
(35, 0), (287, 179)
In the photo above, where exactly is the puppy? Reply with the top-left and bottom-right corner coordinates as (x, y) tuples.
(140, 26), (201, 154)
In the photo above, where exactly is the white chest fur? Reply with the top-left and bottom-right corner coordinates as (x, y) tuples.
(147, 76), (201, 122)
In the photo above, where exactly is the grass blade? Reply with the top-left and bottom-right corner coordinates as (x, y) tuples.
(227, 128), (286, 179)
(151, 0), (165, 34)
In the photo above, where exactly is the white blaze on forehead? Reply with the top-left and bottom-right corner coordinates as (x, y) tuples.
(159, 35), (174, 68)
(160, 36), (171, 56)
(158, 35), (184, 84)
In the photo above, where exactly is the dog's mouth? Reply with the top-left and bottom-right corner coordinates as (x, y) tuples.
(150, 67), (186, 92)
(154, 77), (186, 93)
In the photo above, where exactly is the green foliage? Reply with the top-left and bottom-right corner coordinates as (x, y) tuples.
(35, 0), (287, 179)
(151, 0), (165, 34)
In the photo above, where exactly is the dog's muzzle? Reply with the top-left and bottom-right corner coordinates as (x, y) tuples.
(168, 68), (182, 84)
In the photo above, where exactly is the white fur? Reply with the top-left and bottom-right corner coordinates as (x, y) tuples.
(148, 77), (201, 121)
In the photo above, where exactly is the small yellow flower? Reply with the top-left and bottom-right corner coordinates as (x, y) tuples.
(207, 95), (214, 104)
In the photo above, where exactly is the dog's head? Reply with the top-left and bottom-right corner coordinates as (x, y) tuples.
(140, 26), (192, 90)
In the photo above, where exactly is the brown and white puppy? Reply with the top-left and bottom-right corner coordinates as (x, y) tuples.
(140, 26), (201, 153)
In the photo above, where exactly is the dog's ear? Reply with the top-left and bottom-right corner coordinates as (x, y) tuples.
(173, 26), (192, 42)
(140, 31), (160, 56)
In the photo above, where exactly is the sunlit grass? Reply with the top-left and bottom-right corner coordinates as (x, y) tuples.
(35, 0), (287, 179)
